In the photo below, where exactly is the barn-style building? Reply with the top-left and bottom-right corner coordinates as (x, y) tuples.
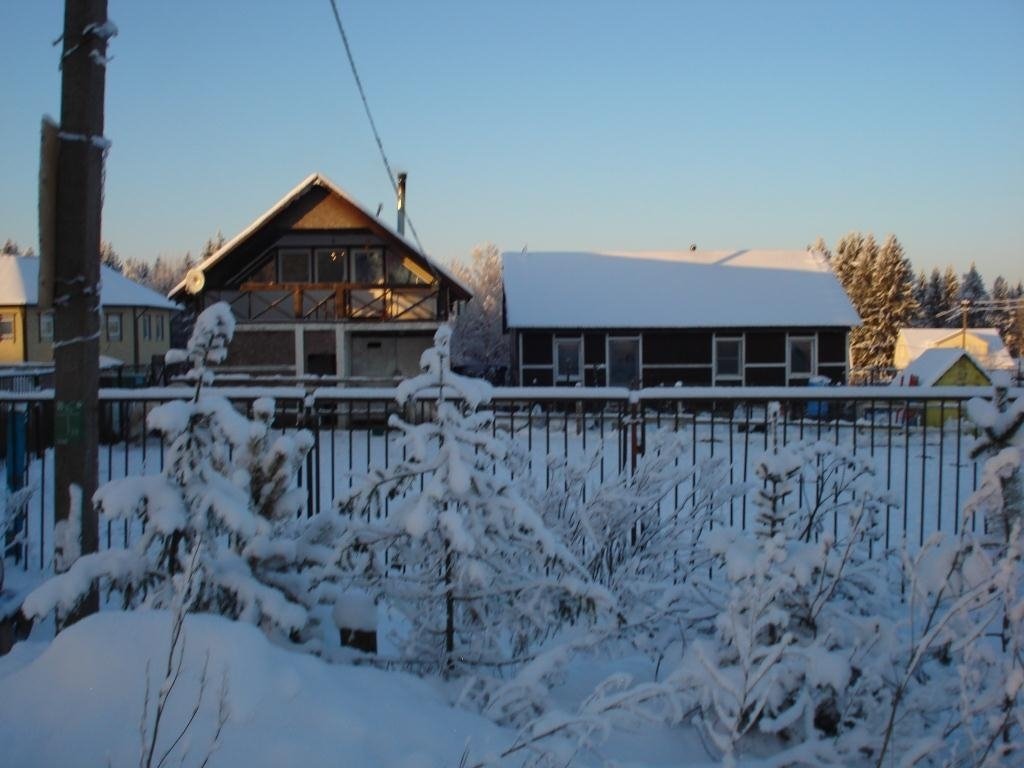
(502, 249), (860, 388)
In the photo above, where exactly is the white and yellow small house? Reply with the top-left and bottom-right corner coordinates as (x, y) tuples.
(890, 347), (991, 427)
(0, 254), (178, 367)
(894, 327), (1013, 372)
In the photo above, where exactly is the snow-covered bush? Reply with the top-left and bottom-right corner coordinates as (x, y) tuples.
(536, 432), (739, 652)
(22, 303), (315, 643)
(869, 380), (1024, 765)
(674, 439), (896, 764)
(333, 326), (612, 681)
(966, 372), (1024, 544)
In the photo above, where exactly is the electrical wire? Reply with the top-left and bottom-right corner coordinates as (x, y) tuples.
(326, 0), (425, 253)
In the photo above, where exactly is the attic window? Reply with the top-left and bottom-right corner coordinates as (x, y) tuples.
(278, 249), (310, 282)
(352, 248), (384, 285)
(387, 252), (431, 285)
(315, 248), (347, 283)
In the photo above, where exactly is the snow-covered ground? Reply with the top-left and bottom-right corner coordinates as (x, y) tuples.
(0, 611), (718, 768)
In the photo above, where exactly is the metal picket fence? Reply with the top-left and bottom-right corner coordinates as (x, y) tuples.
(1, 383), (1017, 574)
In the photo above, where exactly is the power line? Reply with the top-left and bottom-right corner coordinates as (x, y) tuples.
(326, 0), (425, 253)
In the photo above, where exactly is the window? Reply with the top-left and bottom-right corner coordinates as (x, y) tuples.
(106, 312), (122, 342)
(789, 336), (816, 376)
(715, 337), (743, 380)
(554, 338), (582, 383)
(0, 314), (14, 342)
(278, 249), (310, 282)
(39, 313), (53, 342)
(351, 248), (384, 284)
(155, 315), (164, 341)
(141, 314), (152, 340)
(315, 248), (347, 282)
(386, 252), (431, 285)
(607, 337), (641, 388)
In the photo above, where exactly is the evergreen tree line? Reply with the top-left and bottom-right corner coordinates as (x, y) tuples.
(812, 233), (1024, 369)
(2, 233), (226, 297)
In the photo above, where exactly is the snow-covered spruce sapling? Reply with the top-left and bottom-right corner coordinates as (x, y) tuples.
(676, 438), (897, 764)
(966, 372), (1024, 545)
(22, 303), (314, 644)
(334, 325), (610, 679)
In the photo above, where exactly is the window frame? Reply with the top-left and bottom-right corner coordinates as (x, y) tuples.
(714, 335), (744, 382)
(314, 248), (348, 283)
(788, 335), (817, 378)
(554, 337), (583, 384)
(350, 247), (385, 285)
(106, 312), (123, 342)
(277, 248), (311, 283)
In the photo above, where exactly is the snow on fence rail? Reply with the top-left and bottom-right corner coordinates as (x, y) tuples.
(1, 384), (1019, 573)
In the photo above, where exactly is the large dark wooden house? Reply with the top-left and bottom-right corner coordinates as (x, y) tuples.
(503, 249), (860, 387)
(169, 173), (470, 382)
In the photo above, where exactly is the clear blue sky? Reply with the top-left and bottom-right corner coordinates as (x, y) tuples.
(3, 1), (1022, 283)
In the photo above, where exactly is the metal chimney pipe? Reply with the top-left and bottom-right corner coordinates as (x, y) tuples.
(396, 172), (407, 237)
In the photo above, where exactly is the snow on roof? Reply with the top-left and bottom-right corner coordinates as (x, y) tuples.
(898, 327), (1014, 370)
(891, 347), (989, 387)
(0, 255), (178, 310)
(168, 172), (471, 298)
(502, 249), (860, 329)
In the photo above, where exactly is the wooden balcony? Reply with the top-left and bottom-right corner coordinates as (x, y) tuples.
(202, 283), (441, 323)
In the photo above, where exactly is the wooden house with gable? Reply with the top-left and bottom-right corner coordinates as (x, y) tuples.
(502, 249), (860, 388)
(168, 173), (471, 382)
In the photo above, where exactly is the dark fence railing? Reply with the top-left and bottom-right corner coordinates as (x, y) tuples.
(2, 384), (1018, 575)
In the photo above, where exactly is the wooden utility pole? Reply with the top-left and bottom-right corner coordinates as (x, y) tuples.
(52, 0), (112, 622)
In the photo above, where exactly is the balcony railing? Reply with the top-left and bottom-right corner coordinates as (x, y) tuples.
(203, 283), (440, 322)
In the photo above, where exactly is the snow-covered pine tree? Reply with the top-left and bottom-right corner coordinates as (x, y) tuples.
(22, 303), (314, 644)
(809, 236), (831, 261)
(847, 234), (918, 370)
(334, 325), (607, 675)
(1008, 281), (1024, 357)
(959, 262), (989, 312)
(941, 265), (961, 328)
(911, 270), (928, 326)
(920, 267), (947, 327)
(847, 234), (881, 369)
(99, 241), (123, 273)
(829, 232), (864, 293)
(449, 243), (510, 378)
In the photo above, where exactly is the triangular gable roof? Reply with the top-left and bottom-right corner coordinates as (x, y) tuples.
(892, 347), (990, 387)
(502, 249), (860, 329)
(0, 254), (178, 310)
(168, 173), (470, 299)
(897, 327), (1013, 370)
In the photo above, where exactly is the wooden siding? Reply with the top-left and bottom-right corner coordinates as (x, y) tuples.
(513, 328), (851, 387)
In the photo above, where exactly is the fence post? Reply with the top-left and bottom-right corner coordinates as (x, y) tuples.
(4, 404), (28, 565)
